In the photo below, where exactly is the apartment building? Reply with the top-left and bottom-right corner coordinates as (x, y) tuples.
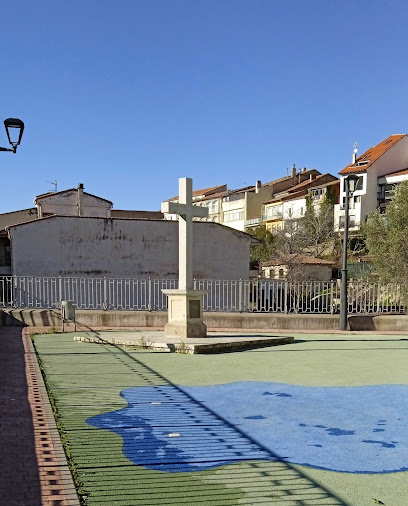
(195, 167), (321, 232)
(262, 174), (339, 233)
(335, 134), (408, 231)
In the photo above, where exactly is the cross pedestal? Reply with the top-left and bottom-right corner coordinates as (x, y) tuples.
(161, 177), (209, 338)
(161, 289), (208, 338)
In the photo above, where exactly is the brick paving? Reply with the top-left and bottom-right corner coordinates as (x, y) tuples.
(0, 327), (79, 506)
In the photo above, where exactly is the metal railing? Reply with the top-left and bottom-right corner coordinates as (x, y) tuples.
(0, 276), (405, 314)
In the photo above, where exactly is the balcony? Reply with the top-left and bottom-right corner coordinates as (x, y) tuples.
(262, 212), (282, 221)
(245, 217), (261, 227)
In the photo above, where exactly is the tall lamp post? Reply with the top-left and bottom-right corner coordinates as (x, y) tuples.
(339, 174), (359, 331)
(0, 118), (24, 153)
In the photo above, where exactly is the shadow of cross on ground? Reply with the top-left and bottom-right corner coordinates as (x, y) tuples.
(76, 333), (347, 505)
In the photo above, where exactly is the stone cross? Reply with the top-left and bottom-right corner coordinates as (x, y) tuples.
(161, 177), (209, 290)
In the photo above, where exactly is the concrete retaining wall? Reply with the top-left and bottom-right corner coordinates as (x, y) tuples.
(1, 308), (407, 331)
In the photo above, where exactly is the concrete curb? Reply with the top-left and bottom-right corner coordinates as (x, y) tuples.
(73, 333), (295, 354)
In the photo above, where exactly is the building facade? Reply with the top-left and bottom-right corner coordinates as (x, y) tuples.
(335, 134), (408, 232)
(8, 217), (256, 280)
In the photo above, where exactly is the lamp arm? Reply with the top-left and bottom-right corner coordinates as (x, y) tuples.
(0, 146), (15, 152)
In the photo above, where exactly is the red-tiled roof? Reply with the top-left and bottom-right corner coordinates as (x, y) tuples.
(168, 184), (227, 201)
(340, 134), (406, 175)
(286, 173), (337, 193)
(263, 176), (339, 205)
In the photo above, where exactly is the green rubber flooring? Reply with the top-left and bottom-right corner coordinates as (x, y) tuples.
(33, 331), (408, 505)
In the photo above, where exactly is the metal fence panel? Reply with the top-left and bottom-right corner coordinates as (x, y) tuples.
(0, 276), (405, 314)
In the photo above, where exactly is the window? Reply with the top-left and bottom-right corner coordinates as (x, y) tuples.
(342, 197), (355, 209)
(311, 188), (324, 200)
(270, 222), (283, 233)
(223, 193), (244, 203)
(199, 199), (218, 214)
(0, 240), (11, 267)
(223, 209), (244, 222)
(278, 268), (285, 279)
(264, 205), (283, 219)
(339, 215), (356, 229)
(378, 182), (399, 207)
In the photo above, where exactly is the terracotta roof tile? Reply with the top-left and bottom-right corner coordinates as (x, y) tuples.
(168, 184), (227, 201)
(286, 173), (337, 192)
(262, 176), (339, 205)
(340, 134), (406, 175)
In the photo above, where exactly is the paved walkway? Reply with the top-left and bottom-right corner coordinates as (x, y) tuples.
(0, 327), (79, 505)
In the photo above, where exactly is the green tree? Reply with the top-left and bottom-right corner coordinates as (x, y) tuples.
(247, 226), (275, 262)
(300, 188), (336, 258)
(362, 180), (408, 298)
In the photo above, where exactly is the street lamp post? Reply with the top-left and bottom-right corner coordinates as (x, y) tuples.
(339, 174), (359, 331)
(0, 118), (24, 153)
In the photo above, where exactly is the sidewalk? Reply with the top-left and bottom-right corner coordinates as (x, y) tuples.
(0, 327), (79, 506)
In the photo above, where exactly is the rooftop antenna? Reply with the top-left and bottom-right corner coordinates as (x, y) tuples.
(47, 180), (58, 192)
(352, 142), (358, 164)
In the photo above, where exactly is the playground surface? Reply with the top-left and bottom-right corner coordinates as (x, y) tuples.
(32, 330), (408, 505)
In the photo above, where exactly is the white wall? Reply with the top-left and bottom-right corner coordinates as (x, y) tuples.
(337, 136), (408, 229)
(37, 191), (111, 218)
(9, 217), (252, 279)
(282, 198), (306, 220)
(221, 197), (245, 231)
(263, 264), (332, 281)
(0, 209), (37, 230)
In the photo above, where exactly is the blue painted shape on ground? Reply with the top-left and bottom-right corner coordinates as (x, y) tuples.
(87, 382), (408, 474)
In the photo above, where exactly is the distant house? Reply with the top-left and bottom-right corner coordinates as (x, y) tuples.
(0, 184), (163, 275)
(0, 182), (258, 280)
(164, 167), (324, 232)
(35, 183), (112, 218)
(261, 255), (335, 281)
(218, 168), (322, 232)
(335, 134), (408, 232)
(0, 209), (37, 275)
(164, 184), (227, 223)
(262, 173), (339, 233)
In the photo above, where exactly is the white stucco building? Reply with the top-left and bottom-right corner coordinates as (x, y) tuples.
(335, 134), (408, 232)
(165, 168), (324, 232)
(0, 184), (163, 275)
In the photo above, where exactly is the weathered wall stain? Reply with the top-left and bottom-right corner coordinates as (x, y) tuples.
(9, 217), (252, 279)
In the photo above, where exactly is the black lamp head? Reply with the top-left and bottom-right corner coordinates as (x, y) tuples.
(346, 174), (359, 193)
(4, 118), (24, 150)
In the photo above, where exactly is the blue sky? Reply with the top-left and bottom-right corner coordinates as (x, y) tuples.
(1, 0), (407, 213)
